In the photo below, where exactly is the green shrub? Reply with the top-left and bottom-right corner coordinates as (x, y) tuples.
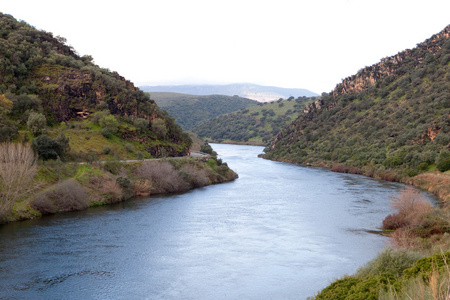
(436, 150), (450, 172)
(313, 277), (362, 299)
(27, 111), (47, 136)
(32, 134), (63, 160)
(99, 114), (119, 133)
(403, 252), (450, 281)
(356, 248), (422, 279)
(103, 159), (121, 174)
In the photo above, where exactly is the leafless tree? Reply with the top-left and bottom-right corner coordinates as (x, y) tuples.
(0, 143), (38, 220)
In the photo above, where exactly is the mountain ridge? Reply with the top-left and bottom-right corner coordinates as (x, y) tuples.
(140, 83), (318, 102)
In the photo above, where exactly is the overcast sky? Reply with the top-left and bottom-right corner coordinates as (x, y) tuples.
(2, 0), (449, 94)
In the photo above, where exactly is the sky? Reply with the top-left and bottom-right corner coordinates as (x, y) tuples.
(2, 0), (450, 94)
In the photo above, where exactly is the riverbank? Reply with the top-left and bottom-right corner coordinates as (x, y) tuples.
(264, 156), (449, 203)
(3, 156), (238, 224)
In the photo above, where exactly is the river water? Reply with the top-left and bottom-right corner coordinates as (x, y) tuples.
(0, 144), (436, 299)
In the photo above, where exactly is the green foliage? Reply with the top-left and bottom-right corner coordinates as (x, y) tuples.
(200, 142), (217, 157)
(193, 96), (313, 145)
(314, 277), (362, 299)
(403, 252), (450, 280)
(26, 111), (47, 136)
(133, 117), (149, 132)
(264, 26), (450, 173)
(99, 114), (119, 134)
(0, 13), (192, 159)
(152, 118), (167, 138)
(150, 92), (258, 130)
(436, 150), (450, 172)
(356, 248), (423, 279)
(0, 116), (18, 142)
(31, 134), (63, 160)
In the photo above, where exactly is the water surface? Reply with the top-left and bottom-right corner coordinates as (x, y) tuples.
(0, 144), (435, 299)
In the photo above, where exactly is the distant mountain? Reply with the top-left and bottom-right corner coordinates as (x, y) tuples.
(149, 92), (257, 130)
(140, 83), (318, 102)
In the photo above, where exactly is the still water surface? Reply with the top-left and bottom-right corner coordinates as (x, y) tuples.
(0, 144), (436, 299)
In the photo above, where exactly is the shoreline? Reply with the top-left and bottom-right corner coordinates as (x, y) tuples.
(4, 157), (238, 224)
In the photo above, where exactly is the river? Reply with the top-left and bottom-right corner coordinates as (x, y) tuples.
(0, 144), (437, 299)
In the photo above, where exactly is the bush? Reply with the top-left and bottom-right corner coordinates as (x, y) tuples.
(31, 179), (89, 214)
(180, 163), (210, 188)
(356, 248), (422, 279)
(436, 150), (450, 172)
(100, 179), (122, 203)
(101, 128), (114, 139)
(382, 188), (433, 231)
(103, 159), (122, 174)
(32, 134), (63, 160)
(133, 117), (149, 132)
(27, 111), (47, 136)
(135, 161), (189, 194)
(99, 114), (119, 133)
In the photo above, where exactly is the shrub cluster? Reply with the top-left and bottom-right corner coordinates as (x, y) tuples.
(32, 179), (89, 214)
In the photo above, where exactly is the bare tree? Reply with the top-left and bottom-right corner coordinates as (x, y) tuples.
(0, 143), (38, 220)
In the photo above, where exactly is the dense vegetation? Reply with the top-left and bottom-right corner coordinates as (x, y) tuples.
(148, 92), (257, 130)
(0, 12), (191, 159)
(264, 25), (450, 179)
(193, 96), (314, 145)
(0, 13), (240, 223)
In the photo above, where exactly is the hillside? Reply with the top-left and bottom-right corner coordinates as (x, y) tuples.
(264, 25), (450, 179)
(0, 12), (191, 159)
(140, 83), (318, 102)
(148, 92), (257, 130)
(192, 96), (314, 145)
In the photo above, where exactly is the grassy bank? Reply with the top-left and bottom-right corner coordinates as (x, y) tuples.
(2, 151), (237, 224)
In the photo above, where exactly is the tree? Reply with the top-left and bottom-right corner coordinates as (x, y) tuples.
(32, 134), (63, 160)
(152, 118), (167, 138)
(0, 94), (13, 115)
(27, 111), (47, 136)
(133, 117), (150, 132)
(0, 143), (38, 221)
(99, 114), (119, 133)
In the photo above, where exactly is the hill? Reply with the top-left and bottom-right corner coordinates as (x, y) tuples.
(148, 92), (258, 130)
(264, 25), (450, 186)
(140, 83), (318, 102)
(0, 12), (191, 158)
(192, 96), (314, 145)
(0, 13), (239, 223)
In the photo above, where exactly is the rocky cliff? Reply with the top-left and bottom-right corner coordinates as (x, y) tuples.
(333, 25), (450, 98)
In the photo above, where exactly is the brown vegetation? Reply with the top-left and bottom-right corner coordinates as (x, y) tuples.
(31, 179), (89, 214)
(135, 161), (190, 194)
(383, 188), (450, 249)
(0, 143), (39, 221)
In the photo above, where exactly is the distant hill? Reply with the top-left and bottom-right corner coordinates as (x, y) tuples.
(264, 25), (450, 177)
(192, 96), (314, 145)
(148, 92), (258, 130)
(140, 83), (318, 102)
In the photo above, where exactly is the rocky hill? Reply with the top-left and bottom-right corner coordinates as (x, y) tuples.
(264, 25), (450, 178)
(140, 83), (318, 102)
(0, 12), (191, 158)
